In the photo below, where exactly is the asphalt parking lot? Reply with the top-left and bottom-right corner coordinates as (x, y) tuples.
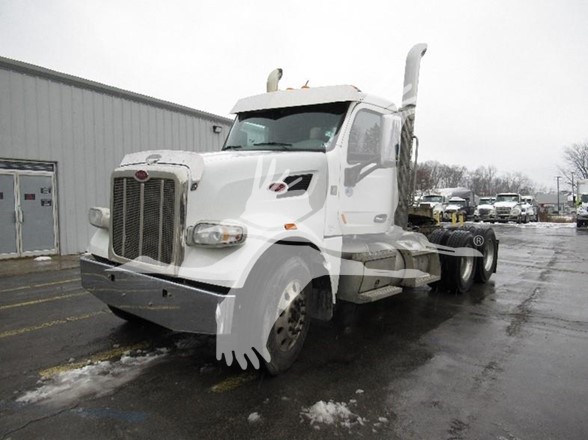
(1, 223), (588, 439)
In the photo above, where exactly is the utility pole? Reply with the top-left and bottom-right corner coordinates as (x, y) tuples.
(556, 176), (562, 213)
(571, 172), (575, 205)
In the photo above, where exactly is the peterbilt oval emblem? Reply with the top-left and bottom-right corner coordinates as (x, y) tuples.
(134, 170), (149, 182)
(145, 154), (162, 165)
(268, 181), (288, 193)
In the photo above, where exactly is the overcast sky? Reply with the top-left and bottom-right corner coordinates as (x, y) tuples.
(1, 0), (587, 191)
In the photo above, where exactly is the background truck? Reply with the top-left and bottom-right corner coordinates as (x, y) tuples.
(81, 44), (499, 374)
(490, 193), (526, 223)
(577, 179), (588, 227)
(474, 196), (496, 222)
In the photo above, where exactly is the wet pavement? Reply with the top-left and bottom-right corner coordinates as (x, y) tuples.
(1, 223), (588, 439)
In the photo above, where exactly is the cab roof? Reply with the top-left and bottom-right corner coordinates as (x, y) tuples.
(230, 85), (397, 114)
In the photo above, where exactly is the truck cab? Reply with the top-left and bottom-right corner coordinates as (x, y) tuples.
(80, 45), (499, 374)
(491, 193), (524, 223)
(474, 197), (496, 222)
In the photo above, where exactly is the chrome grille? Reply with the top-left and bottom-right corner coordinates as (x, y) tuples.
(479, 208), (490, 215)
(112, 176), (176, 264)
(496, 207), (511, 215)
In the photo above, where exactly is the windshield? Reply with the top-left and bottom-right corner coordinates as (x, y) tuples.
(479, 198), (494, 205)
(496, 194), (519, 203)
(223, 102), (349, 152)
(422, 195), (443, 203)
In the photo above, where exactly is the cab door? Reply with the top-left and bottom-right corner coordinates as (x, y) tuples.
(338, 105), (396, 235)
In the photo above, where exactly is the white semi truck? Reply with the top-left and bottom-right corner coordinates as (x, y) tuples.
(81, 44), (499, 374)
(577, 179), (588, 228)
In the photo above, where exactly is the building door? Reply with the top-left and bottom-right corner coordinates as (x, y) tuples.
(0, 162), (58, 259)
(0, 174), (18, 257)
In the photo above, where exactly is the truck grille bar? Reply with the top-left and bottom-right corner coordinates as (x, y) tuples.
(112, 176), (176, 264)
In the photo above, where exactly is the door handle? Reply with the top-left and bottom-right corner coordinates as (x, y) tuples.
(16, 206), (23, 224)
(374, 214), (388, 223)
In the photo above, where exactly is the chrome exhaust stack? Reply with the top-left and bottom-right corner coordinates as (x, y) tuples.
(394, 43), (428, 228)
(266, 68), (283, 92)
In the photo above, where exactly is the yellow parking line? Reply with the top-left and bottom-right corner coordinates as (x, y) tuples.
(0, 278), (81, 294)
(0, 292), (88, 311)
(39, 342), (150, 378)
(0, 311), (104, 339)
(210, 373), (257, 393)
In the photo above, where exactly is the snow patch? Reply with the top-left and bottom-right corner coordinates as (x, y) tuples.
(248, 412), (261, 423)
(301, 400), (366, 429)
(17, 349), (167, 406)
(34, 256), (52, 262)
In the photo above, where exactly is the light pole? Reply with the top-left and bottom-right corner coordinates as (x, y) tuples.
(571, 172), (575, 205)
(556, 176), (562, 213)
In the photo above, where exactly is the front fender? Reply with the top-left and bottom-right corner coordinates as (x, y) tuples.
(179, 221), (328, 289)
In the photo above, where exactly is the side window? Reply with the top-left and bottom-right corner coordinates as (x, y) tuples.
(347, 109), (381, 163)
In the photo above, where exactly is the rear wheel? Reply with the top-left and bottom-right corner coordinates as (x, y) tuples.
(444, 230), (476, 294)
(461, 226), (497, 283)
(427, 228), (451, 290)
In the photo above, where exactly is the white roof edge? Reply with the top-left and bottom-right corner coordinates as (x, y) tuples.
(230, 85), (396, 113)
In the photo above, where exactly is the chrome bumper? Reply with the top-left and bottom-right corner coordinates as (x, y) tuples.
(80, 255), (234, 334)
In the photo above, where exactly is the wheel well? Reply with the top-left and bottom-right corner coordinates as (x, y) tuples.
(252, 239), (333, 321)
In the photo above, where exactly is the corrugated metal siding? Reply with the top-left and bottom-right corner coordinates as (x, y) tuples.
(0, 66), (233, 255)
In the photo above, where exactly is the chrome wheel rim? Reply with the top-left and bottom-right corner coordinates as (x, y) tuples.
(460, 255), (475, 281)
(483, 239), (495, 272)
(273, 280), (307, 352)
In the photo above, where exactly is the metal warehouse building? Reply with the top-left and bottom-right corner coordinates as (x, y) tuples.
(0, 56), (233, 259)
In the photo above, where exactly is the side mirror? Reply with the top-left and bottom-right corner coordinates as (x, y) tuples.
(380, 114), (402, 168)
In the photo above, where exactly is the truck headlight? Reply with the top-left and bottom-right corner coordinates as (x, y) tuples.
(474, 209), (479, 216)
(186, 222), (246, 247)
(489, 209), (496, 216)
(511, 207), (521, 215)
(89, 207), (110, 229)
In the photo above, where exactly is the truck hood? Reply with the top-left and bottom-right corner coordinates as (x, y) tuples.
(120, 148), (329, 231)
(494, 201), (518, 209)
(477, 204), (494, 210)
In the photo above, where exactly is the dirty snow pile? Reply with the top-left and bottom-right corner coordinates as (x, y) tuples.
(301, 400), (366, 429)
(33, 256), (52, 262)
(17, 349), (168, 406)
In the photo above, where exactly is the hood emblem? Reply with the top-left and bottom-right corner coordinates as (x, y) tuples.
(134, 170), (150, 182)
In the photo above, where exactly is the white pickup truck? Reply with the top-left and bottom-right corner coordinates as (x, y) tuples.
(80, 45), (499, 374)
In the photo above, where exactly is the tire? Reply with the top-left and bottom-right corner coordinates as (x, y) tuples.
(462, 227), (498, 283)
(225, 248), (312, 375)
(443, 230), (476, 294)
(427, 228), (451, 290)
(262, 254), (312, 375)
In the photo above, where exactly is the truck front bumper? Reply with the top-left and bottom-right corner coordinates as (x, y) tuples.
(80, 255), (234, 335)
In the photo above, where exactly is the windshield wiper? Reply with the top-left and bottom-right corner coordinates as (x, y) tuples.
(252, 142), (293, 150)
(223, 145), (243, 150)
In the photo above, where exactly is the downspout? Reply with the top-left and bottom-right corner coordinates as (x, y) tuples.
(394, 43), (427, 229)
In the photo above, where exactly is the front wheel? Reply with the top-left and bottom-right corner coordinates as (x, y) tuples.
(264, 258), (312, 375)
(219, 249), (312, 375)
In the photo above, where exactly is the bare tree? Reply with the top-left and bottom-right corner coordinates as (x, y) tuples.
(559, 142), (588, 186)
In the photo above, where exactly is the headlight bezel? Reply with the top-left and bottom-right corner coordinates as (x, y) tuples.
(88, 207), (110, 229)
(186, 221), (247, 248)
